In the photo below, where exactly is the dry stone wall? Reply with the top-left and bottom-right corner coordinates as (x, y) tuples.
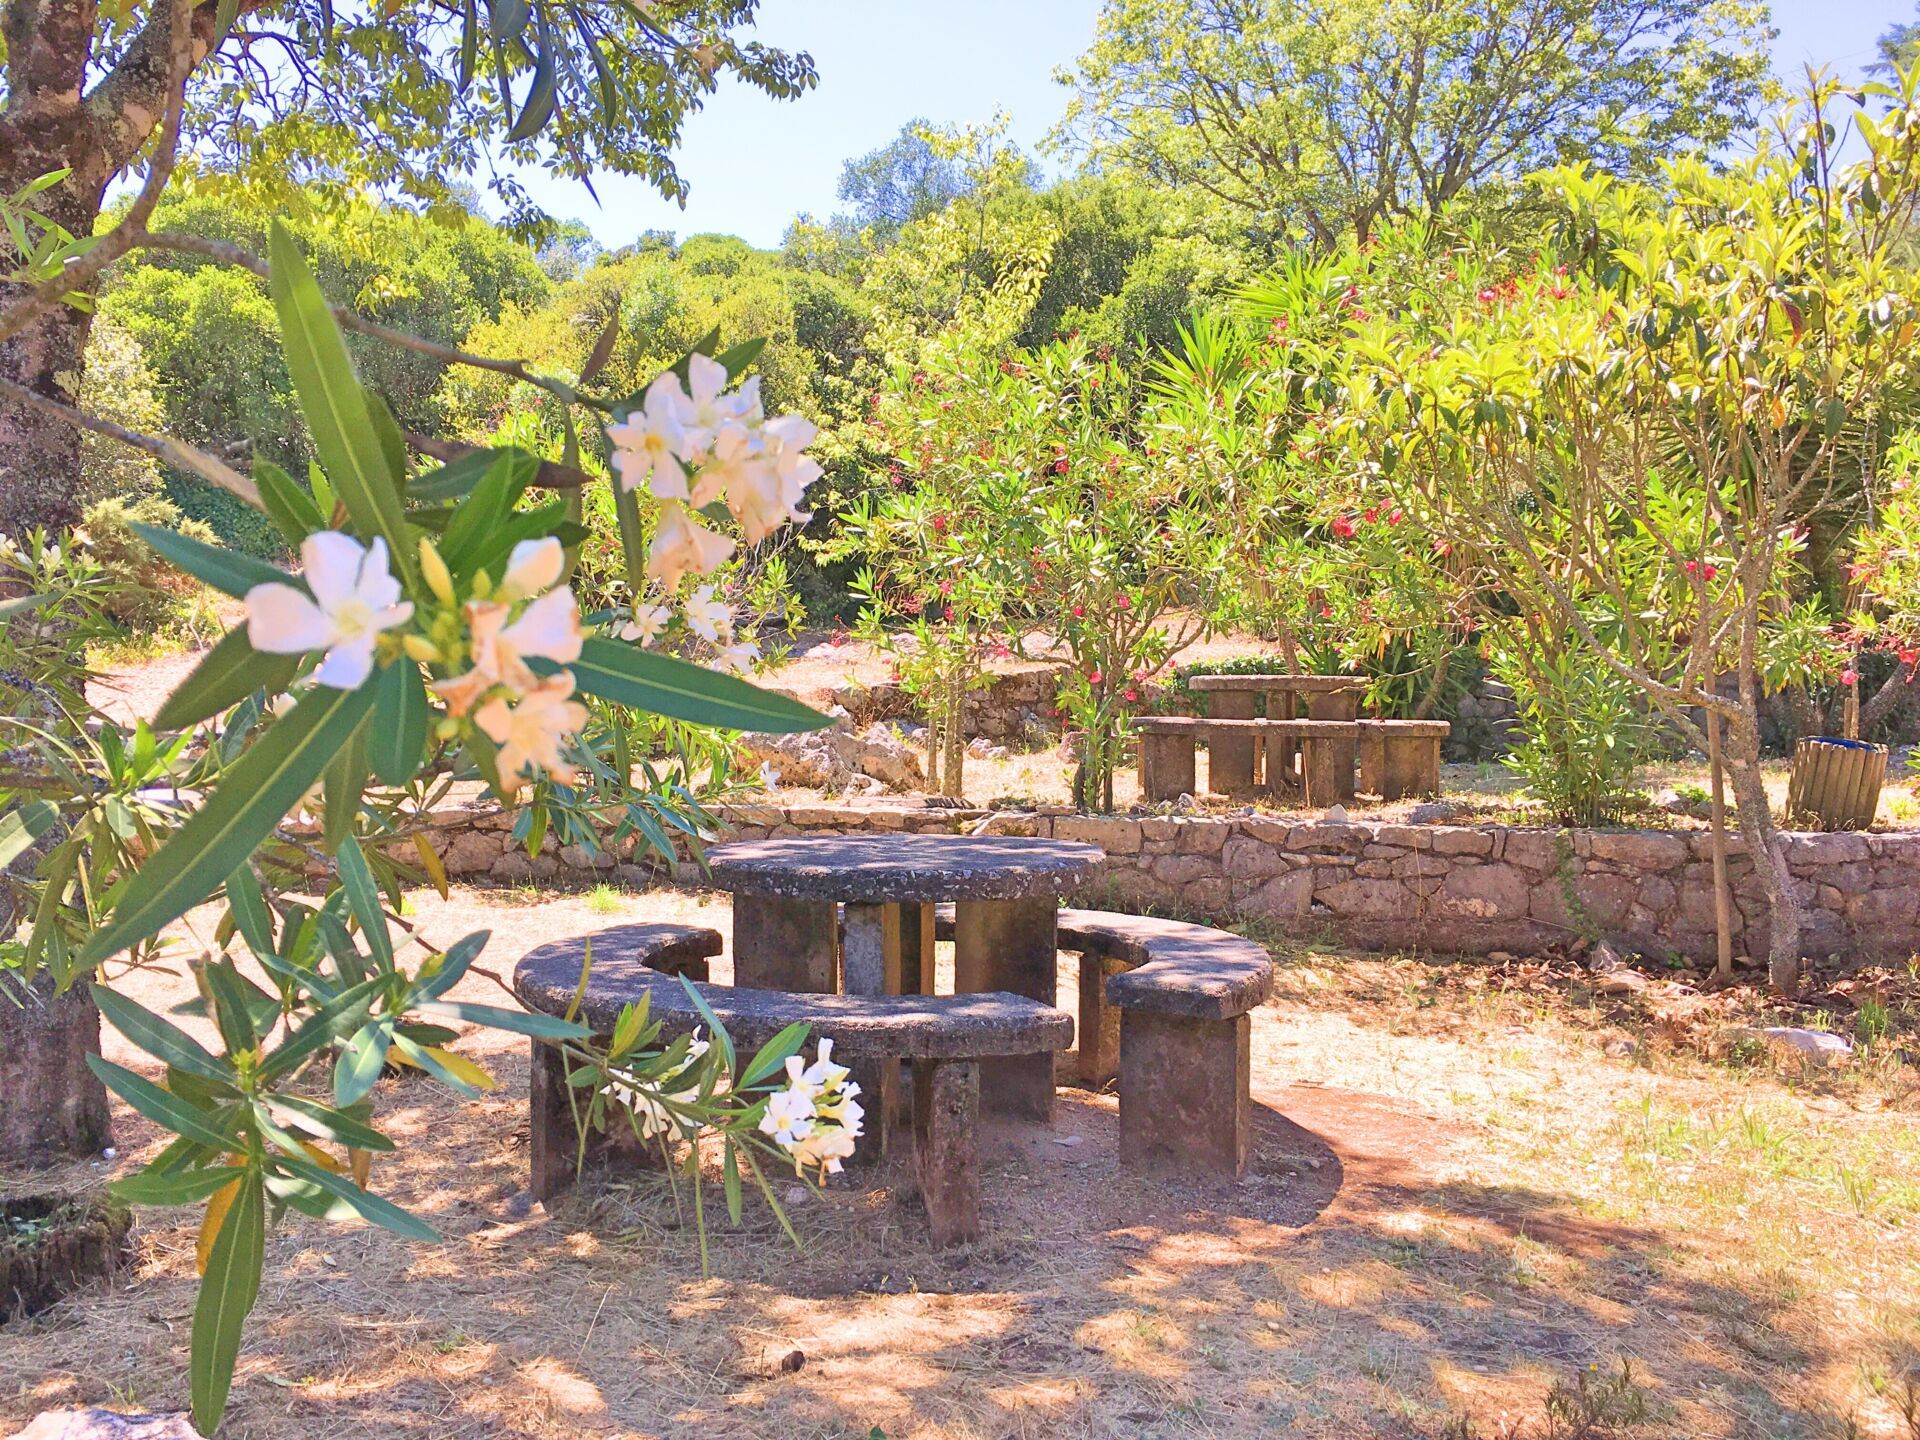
(407, 800), (1920, 964)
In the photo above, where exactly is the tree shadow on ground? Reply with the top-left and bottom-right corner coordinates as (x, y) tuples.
(0, 1029), (1892, 1439)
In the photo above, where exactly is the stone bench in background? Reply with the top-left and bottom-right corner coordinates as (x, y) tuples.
(1134, 717), (1449, 805)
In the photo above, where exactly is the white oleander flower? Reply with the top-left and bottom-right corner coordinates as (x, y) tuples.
(790, 1121), (860, 1176)
(681, 354), (760, 462)
(474, 671), (588, 783)
(717, 638), (761, 674)
(800, 1038), (851, 1093)
(758, 761), (782, 791)
(246, 531), (414, 690)
(606, 1033), (710, 1140)
(607, 374), (694, 500)
(759, 1084), (816, 1148)
(762, 1040), (864, 1178)
(647, 503), (735, 589)
(499, 536), (566, 601)
(619, 601), (671, 646)
(684, 585), (732, 645)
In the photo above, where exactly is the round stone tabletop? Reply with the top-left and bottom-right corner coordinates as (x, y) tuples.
(707, 834), (1105, 903)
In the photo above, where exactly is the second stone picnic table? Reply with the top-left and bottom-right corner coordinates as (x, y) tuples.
(1187, 673), (1370, 796)
(706, 834), (1105, 1119)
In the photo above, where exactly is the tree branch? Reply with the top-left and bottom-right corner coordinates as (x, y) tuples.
(0, 0), (192, 350)
(134, 231), (589, 409)
(0, 372), (262, 507)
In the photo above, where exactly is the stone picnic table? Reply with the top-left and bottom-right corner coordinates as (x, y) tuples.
(706, 834), (1105, 1117)
(1187, 674), (1370, 795)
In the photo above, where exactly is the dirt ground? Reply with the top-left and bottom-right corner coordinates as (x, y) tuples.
(5, 881), (1920, 1439)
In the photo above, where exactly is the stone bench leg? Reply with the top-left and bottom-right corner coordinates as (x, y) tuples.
(1300, 737), (1344, 808)
(1075, 949), (1122, 1087)
(531, 1036), (678, 1204)
(953, 897), (1058, 1119)
(1209, 692), (1257, 796)
(912, 1058), (980, 1247)
(529, 1037), (577, 1203)
(1265, 691), (1300, 798)
(1306, 691), (1359, 801)
(732, 894), (837, 992)
(1380, 737), (1441, 800)
(1117, 1010), (1251, 1177)
(841, 902), (906, 1160)
(899, 901), (937, 996)
(1358, 730), (1385, 796)
(1138, 731), (1195, 802)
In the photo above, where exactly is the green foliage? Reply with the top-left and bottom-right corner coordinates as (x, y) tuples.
(1056, 0), (1772, 245)
(1233, 69), (1920, 976)
(74, 314), (167, 509)
(79, 493), (221, 633)
(0, 531), (117, 728)
(97, 193), (554, 555)
(835, 120), (971, 237)
(861, 116), (1059, 366)
(147, 3), (815, 240)
(833, 330), (1230, 805)
(1488, 626), (1654, 825)
(1010, 178), (1251, 357)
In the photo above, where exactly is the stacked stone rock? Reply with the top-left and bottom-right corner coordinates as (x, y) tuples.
(831, 668), (1060, 744)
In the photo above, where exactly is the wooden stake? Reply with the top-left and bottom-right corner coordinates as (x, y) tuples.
(1708, 710), (1734, 982)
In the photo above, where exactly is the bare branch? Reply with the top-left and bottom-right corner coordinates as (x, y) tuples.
(135, 231), (588, 408)
(404, 431), (597, 491)
(0, 373), (262, 508)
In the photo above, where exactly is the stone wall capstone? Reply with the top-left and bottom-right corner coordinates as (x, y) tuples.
(404, 800), (1920, 964)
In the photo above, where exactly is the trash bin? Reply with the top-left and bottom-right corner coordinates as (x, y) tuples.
(1785, 736), (1887, 832)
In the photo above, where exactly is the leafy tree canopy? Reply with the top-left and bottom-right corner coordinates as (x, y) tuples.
(1881, 4), (1920, 76)
(1052, 0), (1775, 246)
(835, 120), (973, 235)
(106, 0), (820, 238)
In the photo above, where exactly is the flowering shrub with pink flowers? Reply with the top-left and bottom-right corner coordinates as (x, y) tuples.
(1255, 75), (1920, 986)
(831, 331), (1228, 807)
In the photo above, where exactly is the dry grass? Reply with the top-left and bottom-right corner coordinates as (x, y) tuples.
(5, 882), (1920, 1438)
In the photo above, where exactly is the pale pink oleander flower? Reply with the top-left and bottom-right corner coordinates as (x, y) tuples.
(474, 671), (588, 783)
(646, 502), (735, 589)
(432, 585), (582, 716)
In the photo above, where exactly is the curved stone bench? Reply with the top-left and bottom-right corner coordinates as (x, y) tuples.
(934, 906), (1275, 1176)
(514, 922), (1074, 1246)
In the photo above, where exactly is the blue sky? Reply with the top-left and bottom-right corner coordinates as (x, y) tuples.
(505, 0), (1903, 249)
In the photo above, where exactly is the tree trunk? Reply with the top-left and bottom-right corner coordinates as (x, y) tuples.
(942, 668), (965, 801)
(1721, 730), (1804, 992)
(0, 117), (108, 540)
(0, 132), (113, 1163)
(0, 972), (113, 1162)
(1859, 663), (1919, 739)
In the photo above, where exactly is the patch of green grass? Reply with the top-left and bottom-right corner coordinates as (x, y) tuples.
(587, 883), (623, 915)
